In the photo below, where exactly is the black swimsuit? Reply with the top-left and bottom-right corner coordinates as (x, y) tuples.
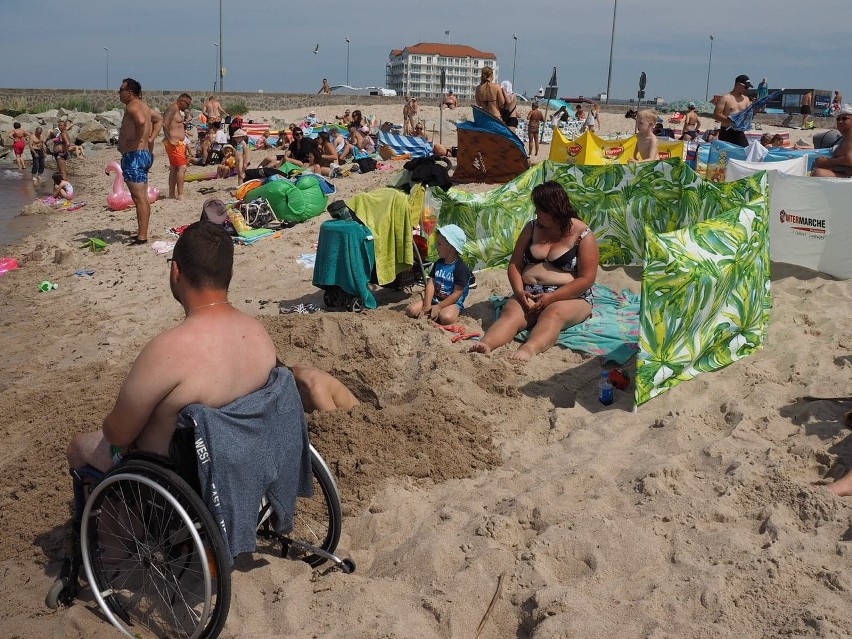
(522, 221), (593, 305)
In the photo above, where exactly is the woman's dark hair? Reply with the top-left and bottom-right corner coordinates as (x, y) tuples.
(351, 109), (362, 122)
(52, 172), (62, 184)
(318, 130), (330, 143)
(531, 181), (580, 234)
(172, 221), (233, 290)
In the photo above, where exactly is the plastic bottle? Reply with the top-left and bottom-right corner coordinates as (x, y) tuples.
(598, 371), (614, 406)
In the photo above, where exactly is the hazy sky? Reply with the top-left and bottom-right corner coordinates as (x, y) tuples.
(2, 0), (848, 103)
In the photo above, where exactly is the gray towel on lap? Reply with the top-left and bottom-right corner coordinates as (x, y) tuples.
(179, 367), (313, 562)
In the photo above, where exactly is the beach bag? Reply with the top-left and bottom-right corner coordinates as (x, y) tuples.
(355, 157), (377, 174)
(241, 198), (276, 228)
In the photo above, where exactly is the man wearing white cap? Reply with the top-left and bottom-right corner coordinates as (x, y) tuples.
(812, 104), (852, 178)
(713, 74), (753, 147)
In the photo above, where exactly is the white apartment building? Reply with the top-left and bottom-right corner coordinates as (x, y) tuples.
(386, 43), (499, 101)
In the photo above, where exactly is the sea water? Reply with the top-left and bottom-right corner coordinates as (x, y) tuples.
(0, 169), (44, 247)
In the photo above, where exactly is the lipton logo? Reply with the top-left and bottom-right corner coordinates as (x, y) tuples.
(658, 151), (672, 160)
(603, 146), (624, 158)
(568, 145), (582, 157)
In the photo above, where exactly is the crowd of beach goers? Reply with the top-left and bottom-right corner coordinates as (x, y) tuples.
(1, 93), (851, 638)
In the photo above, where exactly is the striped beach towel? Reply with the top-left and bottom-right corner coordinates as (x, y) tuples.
(377, 131), (433, 159)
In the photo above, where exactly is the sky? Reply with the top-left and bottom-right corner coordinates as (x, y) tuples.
(2, 0), (849, 104)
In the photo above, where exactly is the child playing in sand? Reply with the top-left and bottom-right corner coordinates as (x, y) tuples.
(255, 130), (270, 150)
(51, 172), (74, 200)
(217, 144), (236, 178)
(405, 224), (472, 325)
(632, 109), (659, 162)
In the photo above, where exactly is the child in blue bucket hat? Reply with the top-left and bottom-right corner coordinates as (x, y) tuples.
(405, 224), (472, 325)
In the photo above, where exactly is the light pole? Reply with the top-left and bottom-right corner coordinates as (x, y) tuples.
(705, 35), (714, 102)
(218, 0), (224, 92)
(605, 0), (617, 104)
(345, 37), (350, 85)
(512, 34), (518, 87)
(213, 43), (219, 91)
(103, 47), (109, 90)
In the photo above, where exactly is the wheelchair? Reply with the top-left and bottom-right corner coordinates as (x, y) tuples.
(46, 440), (353, 639)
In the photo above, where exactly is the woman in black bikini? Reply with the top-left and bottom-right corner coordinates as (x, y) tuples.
(471, 181), (599, 361)
(475, 66), (504, 120)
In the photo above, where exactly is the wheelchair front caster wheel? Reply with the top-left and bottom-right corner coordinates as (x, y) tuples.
(339, 558), (356, 574)
(45, 577), (75, 609)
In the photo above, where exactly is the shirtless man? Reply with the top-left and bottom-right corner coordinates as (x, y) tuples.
(29, 126), (47, 182)
(713, 74), (752, 147)
(66, 221), (358, 473)
(800, 91), (813, 128)
(443, 89), (458, 110)
(403, 96), (418, 135)
(204, 94), (228, 127)
(680, 102), (700, 140)
(163, 93), (192, 200)
(812, 105), (852, 178)
(117, 78), (162, 244)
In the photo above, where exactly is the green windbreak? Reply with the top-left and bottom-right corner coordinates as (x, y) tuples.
(635, 201), (771, 405)
(436, 159), (767, 269)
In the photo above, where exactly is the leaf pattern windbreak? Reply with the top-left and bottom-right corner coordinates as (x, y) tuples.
(437, 159), (767, 270)
(635, 196), (771, 406)
(434, 160), (770, 406)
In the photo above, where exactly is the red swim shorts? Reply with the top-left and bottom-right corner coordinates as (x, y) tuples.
(164, 139), (188, 167)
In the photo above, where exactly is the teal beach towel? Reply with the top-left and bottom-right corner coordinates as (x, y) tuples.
(312, 220), (377, 309)
(491, 284), (640, 364)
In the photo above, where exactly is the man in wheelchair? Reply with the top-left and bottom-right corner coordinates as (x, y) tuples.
(54, 221), (358, 635)
(67, 221), (356, 472)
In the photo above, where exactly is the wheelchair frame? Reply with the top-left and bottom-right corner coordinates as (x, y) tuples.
(47, 444), (353, 639)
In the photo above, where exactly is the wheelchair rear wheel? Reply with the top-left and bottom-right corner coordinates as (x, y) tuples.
(81, 459), (231, 639)
(257, 445), (342, 567)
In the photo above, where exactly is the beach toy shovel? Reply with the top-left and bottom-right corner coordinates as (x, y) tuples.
(38, 280), (59, 292)
(81, 237), (108, 253)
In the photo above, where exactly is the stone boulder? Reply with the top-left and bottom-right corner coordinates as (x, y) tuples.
(96, 110), (124, 128)
(75, 121), (110, 144)
(0, 113), (14, 125)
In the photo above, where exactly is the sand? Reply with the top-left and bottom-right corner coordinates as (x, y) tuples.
(1, 102), (851, 638)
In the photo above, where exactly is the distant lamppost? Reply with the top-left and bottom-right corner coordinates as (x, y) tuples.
(705, 35), (714, 102)
(445, 30), (450, 44)
(218, 0), (224, 92)
(605, 0), (617, 104)
(213, 43), (219, 91)
(345, 37), (351, 85)
(103, 47), (109, 90)
(512, 34), (518, 87)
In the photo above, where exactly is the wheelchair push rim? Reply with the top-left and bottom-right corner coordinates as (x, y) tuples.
(80, 471), (215, 639)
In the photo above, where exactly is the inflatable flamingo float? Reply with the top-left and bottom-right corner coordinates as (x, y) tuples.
(105, 161), (160, 211)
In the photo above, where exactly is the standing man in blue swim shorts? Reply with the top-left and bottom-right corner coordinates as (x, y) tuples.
(118, 78), (163, 244)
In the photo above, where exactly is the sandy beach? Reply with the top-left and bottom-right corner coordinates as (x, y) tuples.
(1, 102), (851, 638)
